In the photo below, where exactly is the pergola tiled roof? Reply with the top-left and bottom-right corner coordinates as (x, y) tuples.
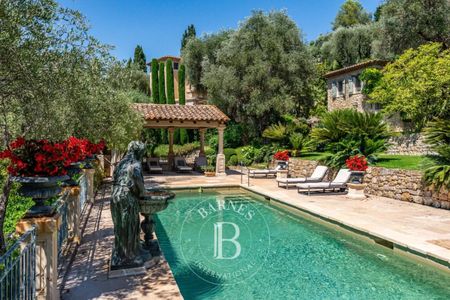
(133, 103), (229, 123)
(132, 103), (228, 175)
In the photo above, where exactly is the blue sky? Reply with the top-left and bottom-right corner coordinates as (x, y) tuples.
(58, 0), (381, 62)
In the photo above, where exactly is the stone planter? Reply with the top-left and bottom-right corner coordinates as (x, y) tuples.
(82, 155), (96, 169)
(12, 175), (69, 217)
(139, 189), (175, 250)
(347, 183), (367, 200)
(276, 170), (288, 179)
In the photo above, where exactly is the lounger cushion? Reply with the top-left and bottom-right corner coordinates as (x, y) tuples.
(177, 166), (192, 171)
(277, 177), (307, 183)
(296, 182), (332, 189)
(250, 169), (274, 174)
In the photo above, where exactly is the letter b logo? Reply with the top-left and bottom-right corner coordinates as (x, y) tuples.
(213, 222), (241, 259)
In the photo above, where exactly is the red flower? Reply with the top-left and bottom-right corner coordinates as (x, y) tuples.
(274, 150), (290, 161)
(345, 155), (368, 171)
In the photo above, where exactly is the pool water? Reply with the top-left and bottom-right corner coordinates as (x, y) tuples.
(155, 190), (450, 299)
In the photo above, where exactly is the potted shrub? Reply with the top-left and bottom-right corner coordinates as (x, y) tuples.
(273, 150), (289, 178)
(202, 165), (216, 177)
(345, 155), (368, 199)
(0, 137), (70, 216)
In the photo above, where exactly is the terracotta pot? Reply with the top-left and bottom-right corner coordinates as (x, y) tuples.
(204, 171), (216, 177)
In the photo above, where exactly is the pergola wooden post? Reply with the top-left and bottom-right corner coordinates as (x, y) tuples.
(133, 104), (229, 175)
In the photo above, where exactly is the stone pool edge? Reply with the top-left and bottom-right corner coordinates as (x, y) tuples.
(159, 182), (450, 272)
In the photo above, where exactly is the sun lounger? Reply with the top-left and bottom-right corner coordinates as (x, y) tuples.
(277, 165), (328, 189)
(296, 169), (352, 195)
(194, 156), (207, 170)
(174, 156), (193, 173)
(147, 158), (163, 173)
(248, 161), (288, 178)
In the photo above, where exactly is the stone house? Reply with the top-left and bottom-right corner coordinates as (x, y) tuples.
(148, 56), (207, 105)
(324, 60), (387, 113)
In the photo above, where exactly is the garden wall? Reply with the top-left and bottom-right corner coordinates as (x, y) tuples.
(363, 167), (450, 209)
(386, 133), (433, 155)
(287, 158), (450, 210)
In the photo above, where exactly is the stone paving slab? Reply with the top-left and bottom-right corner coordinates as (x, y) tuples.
(60, 183), (182, 300)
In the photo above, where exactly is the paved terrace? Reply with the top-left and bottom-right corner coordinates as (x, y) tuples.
(62, 171), (450, 299)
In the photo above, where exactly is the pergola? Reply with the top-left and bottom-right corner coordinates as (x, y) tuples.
(132, 103), (229, 175)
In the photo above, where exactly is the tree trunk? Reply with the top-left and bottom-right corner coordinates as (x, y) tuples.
(0, 175), (12, 254)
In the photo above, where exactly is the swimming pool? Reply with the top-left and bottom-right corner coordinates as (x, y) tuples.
(155, 189), (450, 299)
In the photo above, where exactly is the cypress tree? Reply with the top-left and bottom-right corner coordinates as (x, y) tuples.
(178, 64), (188, 144)
(151, 59), (159, 103)
(166, 59), (175, 104)
(158, 62), (166, 104)
(158, 61), (167, 143)
(133, 45), (147, 73)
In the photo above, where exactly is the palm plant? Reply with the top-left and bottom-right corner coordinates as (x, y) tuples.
(311, 109), (390, 168)
(289, 133), (313, 156)
(423, 119), (450, 190)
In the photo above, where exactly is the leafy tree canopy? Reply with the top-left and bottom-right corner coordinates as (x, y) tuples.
(181, 24), (196, 50)
(374, 0), (450, 58)
(201, 11), (316, 139)
(0, 0), (143, 150)
(369, 43), (450, 130)
(133, 45), (147, 73)
(332, 0), (371, 30)
(182, 30), (232, 93)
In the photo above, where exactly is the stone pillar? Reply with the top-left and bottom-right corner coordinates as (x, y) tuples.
(168, 127), (175, 169)
(82, 168), (95, 204)
(216, 125), (226, 176)
(65, 186), (81, 243)
(16, 214), (61, 300)
(199, 128), (206, 157)
(110, 149), (121, 177)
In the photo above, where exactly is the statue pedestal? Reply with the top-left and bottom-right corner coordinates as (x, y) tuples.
(108, 253), (160, 279)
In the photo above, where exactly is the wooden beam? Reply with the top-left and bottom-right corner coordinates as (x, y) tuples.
(143, 120), (224, 129)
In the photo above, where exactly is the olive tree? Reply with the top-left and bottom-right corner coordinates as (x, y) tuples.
(0, 0), (143, 252)
(201, 11), (316, 138)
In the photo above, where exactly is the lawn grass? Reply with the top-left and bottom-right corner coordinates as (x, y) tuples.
(299, 152), (433, 171)
(298, 151), (331, 161)
(374, 154), (433, 170)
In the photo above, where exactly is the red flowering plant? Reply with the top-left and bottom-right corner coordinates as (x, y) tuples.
(64, 137), (105, 164)
(0, 137), (70, 177)
(345, 155), (368, 172)
(273, 150), (290, 161)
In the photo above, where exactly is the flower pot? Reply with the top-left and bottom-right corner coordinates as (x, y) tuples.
(82, 155), (96, 169)
(350, 171), (365, 184)
(204, 171), (216, 177)
(64, 162), (83, 187)
(11, 175), (69, 217)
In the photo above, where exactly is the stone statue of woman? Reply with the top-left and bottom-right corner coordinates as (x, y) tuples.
(110, 141), (146, 269)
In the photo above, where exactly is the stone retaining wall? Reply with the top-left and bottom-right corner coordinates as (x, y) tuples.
(386, 134), (432, 155)
(287, 159), (450, 210)
(363, 167), (449, 209)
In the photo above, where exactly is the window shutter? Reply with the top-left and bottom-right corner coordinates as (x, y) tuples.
(332, 82), (337, 98)
(348, 77), (354, 95)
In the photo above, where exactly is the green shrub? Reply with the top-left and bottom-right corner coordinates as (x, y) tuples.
(0, 162), (33, 236)
(311, 109), (389, 168)
(224, 122), (243, 148)
(153, 142), (200, 157)
(223, 148), (237, 161)
(228, 155), (238, 166)
(423, 119), (450, 190)
(151, 59), (159, 102)
(158, 62), (166, 104)
(166, 59), (175, 104)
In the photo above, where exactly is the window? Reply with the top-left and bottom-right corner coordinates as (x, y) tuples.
(338, 80), (344, 96)
(353, 75), (362, 92)
(348, 77), (354, 95)
(173, 62), (179, 70)
(331, 82), (337, 98)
